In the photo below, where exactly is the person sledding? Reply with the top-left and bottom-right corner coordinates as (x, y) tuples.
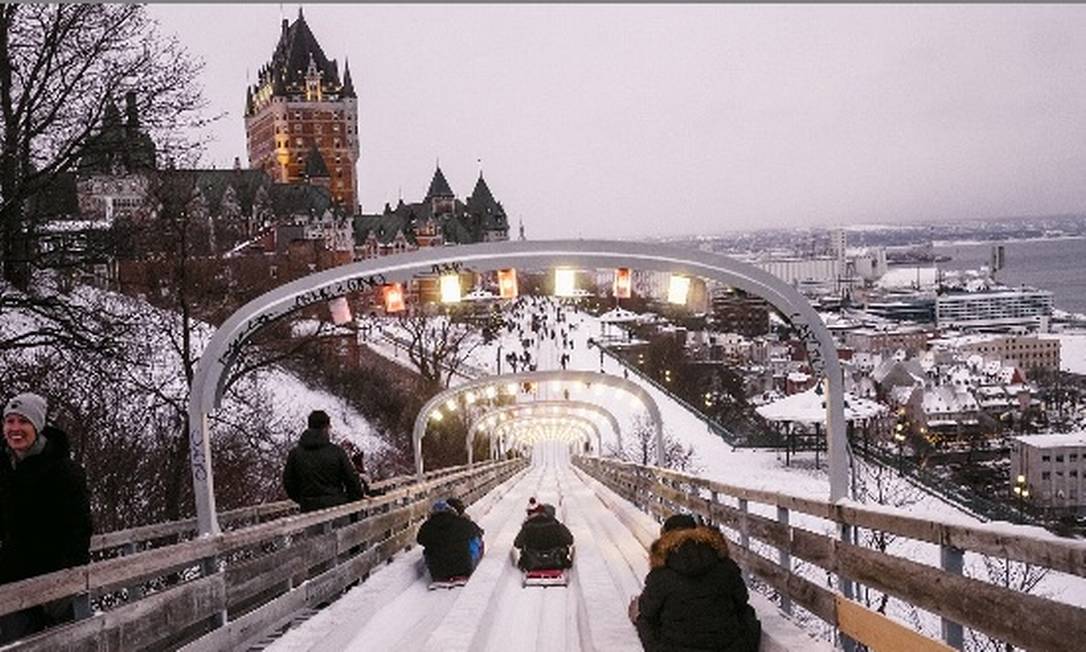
(513, 499), (574, 572)
(416, 499), (484, 587)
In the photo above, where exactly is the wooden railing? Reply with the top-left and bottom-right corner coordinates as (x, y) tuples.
(0, 459), (528, 652)
(573, 456), (1086, 652)
(88, 464), (471, 557)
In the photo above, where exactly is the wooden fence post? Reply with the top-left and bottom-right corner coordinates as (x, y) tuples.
(123, 542), (145, 601)
(200, 555), (227, 628)
(940, 544), (965, 650)
(738, 498), (750, 584)
(777, 506), (792, 616)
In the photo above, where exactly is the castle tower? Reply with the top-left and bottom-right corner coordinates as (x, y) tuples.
(245, 8), (359, 210)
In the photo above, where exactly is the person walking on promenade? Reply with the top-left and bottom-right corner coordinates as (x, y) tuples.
(283, 410), (364, 513)
(0, 393), (92, 643)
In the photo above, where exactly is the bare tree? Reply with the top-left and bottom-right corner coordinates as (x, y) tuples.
(852, 459), (924, 616)
(395, 307), (485, 387)
(609, 413), (698, 472)
(964, 557), (1049, 652)
(0, 3), (206, 359)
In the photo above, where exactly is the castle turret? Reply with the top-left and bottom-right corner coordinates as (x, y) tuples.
(245, 9), (359, 210)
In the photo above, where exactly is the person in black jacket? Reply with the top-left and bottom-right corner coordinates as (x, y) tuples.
(0, 393), (92, 643)
(513, 501), (574, 570)
(416, 500), (484, 581)
(283, 410), (364, 513)
(632, 514), (760, 652)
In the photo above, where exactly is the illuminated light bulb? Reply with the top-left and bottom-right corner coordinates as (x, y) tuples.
(554, 268), (577, 297)
(440, 274), (462, 303)
(668, 274), (691, 305)
(383, 283), (405, 313)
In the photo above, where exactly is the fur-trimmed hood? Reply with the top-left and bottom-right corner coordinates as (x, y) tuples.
(649, 526), (730, 576)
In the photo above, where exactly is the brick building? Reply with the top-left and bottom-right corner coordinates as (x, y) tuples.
(245, 8), (359, 209)
(953, 333), (1061, 375)
(844, 326), (934, 355)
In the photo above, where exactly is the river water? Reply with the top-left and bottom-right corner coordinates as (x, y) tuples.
(933, 238), (1086, 314)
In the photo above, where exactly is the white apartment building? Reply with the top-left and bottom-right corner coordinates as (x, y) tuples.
(1011, 433), (1086, 512)
(935, 289), (1053, 330)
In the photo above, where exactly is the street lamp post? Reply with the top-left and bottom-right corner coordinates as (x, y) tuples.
(497, 344), (503, 375)
(894, 422), (906, 477)
(1013, 474), (1030, 523)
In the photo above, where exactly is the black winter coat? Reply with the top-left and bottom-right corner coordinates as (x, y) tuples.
(0, 426), (92, 585)
(513, 513), (574, 551)
(636, 527), (760, 652)
(283, 429), (364, 513)
(416, 511), (483, 580)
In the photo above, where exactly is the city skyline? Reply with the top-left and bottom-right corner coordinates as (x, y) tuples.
(150, 4), (1086, 239)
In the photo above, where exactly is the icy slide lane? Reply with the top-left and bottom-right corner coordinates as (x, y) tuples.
(267, 445), (647, 652)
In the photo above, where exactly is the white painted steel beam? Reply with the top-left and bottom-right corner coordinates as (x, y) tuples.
(188, 239), (848, 536)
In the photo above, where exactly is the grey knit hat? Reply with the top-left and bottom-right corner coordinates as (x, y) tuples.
(4, 393), (47, 434)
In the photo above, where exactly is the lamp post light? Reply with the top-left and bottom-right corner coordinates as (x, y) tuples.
(1013, 474), (1030, 523)
(894, 423), (906, 476)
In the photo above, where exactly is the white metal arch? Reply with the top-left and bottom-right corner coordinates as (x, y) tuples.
(495, 416), (596, 455)
(414, 370), (660, 477)
(188, 239), (848, 535)
(467, 400), (620, 463)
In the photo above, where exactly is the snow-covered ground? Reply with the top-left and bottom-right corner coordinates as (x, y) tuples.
(266, 296), (1084, 649)
(452, 299), (1086, 619)
(261, 367), (386, 455)
(0, 284), (388, 455)
(268, 444), (826, 652)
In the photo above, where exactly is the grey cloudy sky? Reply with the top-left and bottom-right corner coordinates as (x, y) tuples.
(150, 4), (1086, 240)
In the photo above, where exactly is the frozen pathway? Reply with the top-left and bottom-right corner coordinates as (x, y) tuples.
(267, 443), (646, 652)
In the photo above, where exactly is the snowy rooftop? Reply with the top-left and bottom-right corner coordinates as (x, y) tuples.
(756, 388), (888, 424)
(1013, 433), (1086, 449)
(597, 307), (642, 323)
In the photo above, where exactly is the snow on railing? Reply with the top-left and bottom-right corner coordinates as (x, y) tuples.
(0, 459), (528, 652)
(574, 455), (1086, 652)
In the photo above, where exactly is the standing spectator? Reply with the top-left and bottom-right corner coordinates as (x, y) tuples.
(630, 514), (760, 652)
(339, 440), (374, 498)
(0, 393), (92, 643)
(283, 410), (364, 513)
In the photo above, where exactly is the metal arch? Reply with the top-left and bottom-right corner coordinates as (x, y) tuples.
(413, 370), (661, 478)
(498, 420), (597, 459)
(467, 400), (619, 463)
(189, 239), (847, 536)
(494, 415), (597, 454)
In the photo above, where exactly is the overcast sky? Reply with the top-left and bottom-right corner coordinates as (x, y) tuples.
(149, 4), (1086, 240)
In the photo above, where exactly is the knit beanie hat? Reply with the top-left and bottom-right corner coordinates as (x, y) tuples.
(4, 393), (47, 435)
(431, 500), (453, 514)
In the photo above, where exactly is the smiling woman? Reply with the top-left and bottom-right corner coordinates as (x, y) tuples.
(0, 393), (93, 643)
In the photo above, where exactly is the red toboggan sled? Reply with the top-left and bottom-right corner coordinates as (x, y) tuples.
(522, 568), (568, 587)
(511, 546), (573, 587)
